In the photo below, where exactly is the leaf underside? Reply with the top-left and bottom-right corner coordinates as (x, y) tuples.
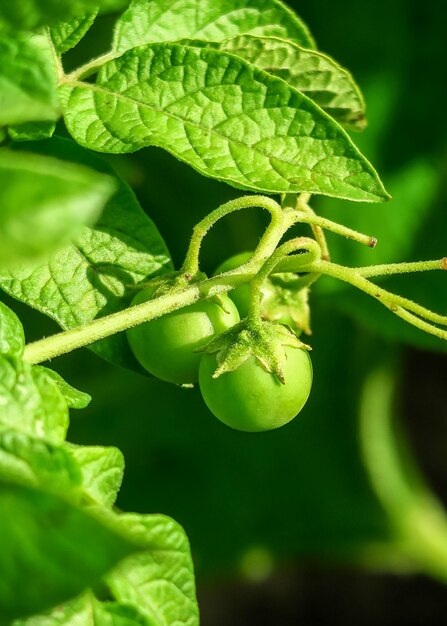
(217, 34), (366, 130)
(112, 0), (316, 53)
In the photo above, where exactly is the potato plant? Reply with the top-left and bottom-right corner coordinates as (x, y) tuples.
(1, 0), (447, 624)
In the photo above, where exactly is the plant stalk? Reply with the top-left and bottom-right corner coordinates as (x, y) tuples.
(23, 273), (253, 364)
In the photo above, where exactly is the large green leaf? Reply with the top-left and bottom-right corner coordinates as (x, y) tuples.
(0, 483), (134, 625)
(108, 514), (199, 626)
(0, 356), (68, 444)
(113, 0), (315, 53)
(0, 301), (25, 357)
(9, 512), (199, 625)
(216, 34), (366, 130)
(0, 1), (129, 32)
(0, 138), (172, 369)
(0, 33), (59, 126)
(60, 43), (388, 201)
(0, 149), (115, 263)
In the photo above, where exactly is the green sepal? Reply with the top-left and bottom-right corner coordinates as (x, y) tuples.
(202, 319), (310, 384)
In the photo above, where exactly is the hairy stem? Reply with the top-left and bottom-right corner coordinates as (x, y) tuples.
(247, 237), (321, 323)
(298, 198), (331, 261)
(313, 260), (447, 340)
(356, 258), (447, 277)
(294, 211), (377, 248)
(181, 195), (286, 277)
(23, 273), (255, 364)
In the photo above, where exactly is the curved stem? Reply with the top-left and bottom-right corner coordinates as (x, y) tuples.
(26, 236), (318, 364)
(247, 237), (321, 323)
(285, 272), (321, 291)
(312, 259), (447, 340)
(23, 252), (447, 363)
(391, 306), (447, 340)
(287, 195), (331, 261)
(23, 272), (255, 364)
(181, 195), (285, 277)
(294, 211), (377, 248)
(302, 210), (330, 261)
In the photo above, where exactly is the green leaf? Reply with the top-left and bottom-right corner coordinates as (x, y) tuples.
(0, 1), (129, 32)
(13, 591), (157, 626)
(68, 444), (124, 507)
(0, 301), (24, 357)
(12, 513), (198, 625)
(108, 514), (199, 626)
(113, 0), (315, 54)
(0, 33), (59, 126)
(60, 43), (388, 201)
(216, 34), (366, 130)
(35, 367), (91, 409)
(0, 356), (68, 444)
(50, 12), (98, 55)
(0, 138), (172, 369)
(8, 121), (56, 142)
(0, 482), (134, 625)
(0, 149), (116, 263)
(0, 428), (81, 493)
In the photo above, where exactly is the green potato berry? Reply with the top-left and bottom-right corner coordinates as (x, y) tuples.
(127, 286), (240, 384)
(199, 346), (312, 432)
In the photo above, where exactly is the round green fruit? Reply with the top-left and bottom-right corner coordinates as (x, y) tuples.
(199, 346), (313, 432)
(127, 287), (240, 384)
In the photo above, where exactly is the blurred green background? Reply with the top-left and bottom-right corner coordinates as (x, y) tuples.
(6, 0), (447, 622)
